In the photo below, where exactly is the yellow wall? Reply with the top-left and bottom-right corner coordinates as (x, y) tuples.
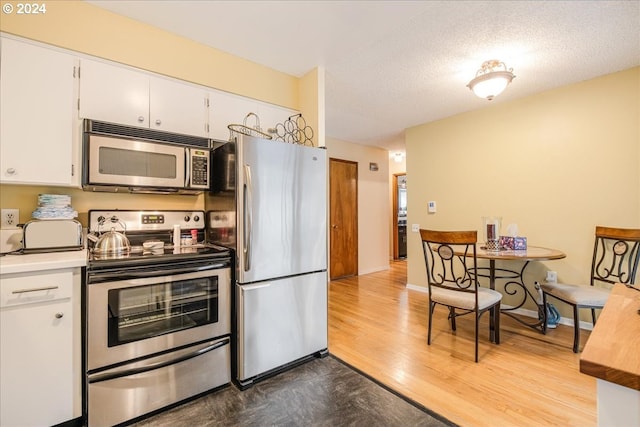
(406, 67), (640, 319)
(326, 137), (390, 275)
(299, 67), (325, 148)
(0, 0), (323, 226)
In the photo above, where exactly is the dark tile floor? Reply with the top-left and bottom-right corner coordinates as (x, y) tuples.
(130, 355), (455, 427)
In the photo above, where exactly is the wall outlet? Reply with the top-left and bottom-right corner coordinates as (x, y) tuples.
(1, 209), (20, 229)
(411, 224), (420, 232)
(545, 271), (557, 284)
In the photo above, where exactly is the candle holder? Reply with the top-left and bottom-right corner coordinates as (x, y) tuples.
(482, 216), (502, 251)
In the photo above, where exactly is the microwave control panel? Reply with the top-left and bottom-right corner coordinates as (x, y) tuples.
(190, 150), (209, 188)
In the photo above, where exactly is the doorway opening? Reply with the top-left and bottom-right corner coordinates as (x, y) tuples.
(393, 174), (406, 260)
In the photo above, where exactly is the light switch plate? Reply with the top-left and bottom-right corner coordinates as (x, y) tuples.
(427, 201), (436, 213)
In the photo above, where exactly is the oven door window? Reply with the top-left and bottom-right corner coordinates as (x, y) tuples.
(108, 276), (218, 347)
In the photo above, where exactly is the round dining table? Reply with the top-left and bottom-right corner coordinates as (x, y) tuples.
(468, 245), (566, 331)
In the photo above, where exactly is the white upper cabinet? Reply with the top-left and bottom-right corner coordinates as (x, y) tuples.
(78, 59), (149, 128)
(149, 76), (209, 137)
(209, 90), (257, 142)
(79, 59), (209, 137)
(0, 37), (78, 186)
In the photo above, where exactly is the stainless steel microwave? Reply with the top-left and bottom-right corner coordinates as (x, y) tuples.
(82, 120), (211, 195)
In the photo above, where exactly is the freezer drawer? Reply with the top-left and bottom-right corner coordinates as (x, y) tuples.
(237, 271), (328, 382)
(87, 337), (230, 427)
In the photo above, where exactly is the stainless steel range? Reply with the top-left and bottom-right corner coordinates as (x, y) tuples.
(84, 210), (232, 427)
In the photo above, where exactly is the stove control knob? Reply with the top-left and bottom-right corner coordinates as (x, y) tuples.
(193, 215), (200, 222)
(97, 215), (105, 224)
(184, 215), (191, 222)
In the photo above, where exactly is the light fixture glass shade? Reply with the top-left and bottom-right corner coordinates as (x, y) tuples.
(467, 60), (515, 100)
(394, 152), (404, 163)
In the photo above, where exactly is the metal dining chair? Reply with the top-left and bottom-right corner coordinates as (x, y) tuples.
(541, 226), (640, 352)
(420, 229), (502, 362)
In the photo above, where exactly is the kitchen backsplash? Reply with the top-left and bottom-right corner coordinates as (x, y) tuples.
(0, 184), (204, 228)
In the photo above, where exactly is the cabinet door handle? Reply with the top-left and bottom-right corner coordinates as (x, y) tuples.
(6, 168), (16, 175)
(12, 285), (59, 294)
(155, 119), (162, 125)
(55, 312), (64, 319)
(137, 116), (145, 123)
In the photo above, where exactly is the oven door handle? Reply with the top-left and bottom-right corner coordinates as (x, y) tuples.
(89, 262), (229, 281)
(88, 338), (230, 384)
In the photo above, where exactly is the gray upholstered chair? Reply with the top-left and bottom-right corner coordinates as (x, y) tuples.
(541, 226), (640, 352)
(420, 229), (502, 362)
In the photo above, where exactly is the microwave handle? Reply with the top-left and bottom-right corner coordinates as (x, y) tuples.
(185, 148), (192, 187)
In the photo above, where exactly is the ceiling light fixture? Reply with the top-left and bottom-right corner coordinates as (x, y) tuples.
(467, 60), (515, 101)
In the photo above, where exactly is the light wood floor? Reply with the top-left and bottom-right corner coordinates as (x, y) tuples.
(328, 260), (596, 427)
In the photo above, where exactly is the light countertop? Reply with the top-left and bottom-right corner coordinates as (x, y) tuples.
(0, 250), (87, 275)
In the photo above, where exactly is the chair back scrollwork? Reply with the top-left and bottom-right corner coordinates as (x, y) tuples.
(592, 226), (640, 286)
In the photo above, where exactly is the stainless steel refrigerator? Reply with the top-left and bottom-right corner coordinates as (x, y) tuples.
(206, 134), (328, 388)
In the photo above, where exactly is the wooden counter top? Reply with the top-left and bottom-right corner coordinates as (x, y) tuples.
(580, 283), (640, 390)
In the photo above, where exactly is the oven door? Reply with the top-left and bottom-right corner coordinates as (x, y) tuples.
(87, 266), (230, 371)
(87, 134), (186, 189)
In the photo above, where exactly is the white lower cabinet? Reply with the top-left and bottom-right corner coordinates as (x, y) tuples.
(0, 269), (79, 427)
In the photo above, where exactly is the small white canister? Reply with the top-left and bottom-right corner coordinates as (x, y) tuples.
(173, 224), (181, 247)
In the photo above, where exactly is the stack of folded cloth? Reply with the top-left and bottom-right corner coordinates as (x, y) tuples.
(32, 194), (78, 220)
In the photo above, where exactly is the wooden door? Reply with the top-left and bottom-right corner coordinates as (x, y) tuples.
(329, 158), (358, 279)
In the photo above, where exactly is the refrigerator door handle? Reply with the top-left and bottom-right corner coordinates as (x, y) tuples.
(241, 283), (271, 291)
(243, 164), (252, 272)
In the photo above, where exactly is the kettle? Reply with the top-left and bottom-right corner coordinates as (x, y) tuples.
(87, 217), (130, 254)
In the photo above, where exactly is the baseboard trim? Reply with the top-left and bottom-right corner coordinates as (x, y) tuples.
(359, 265), (390, 275)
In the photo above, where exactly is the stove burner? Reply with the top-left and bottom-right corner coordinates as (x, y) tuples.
(87, 210), (232, 268)
(89, 243), (230, 265)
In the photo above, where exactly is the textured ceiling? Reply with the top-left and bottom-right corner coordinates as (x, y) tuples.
(86, 1), (640, 152)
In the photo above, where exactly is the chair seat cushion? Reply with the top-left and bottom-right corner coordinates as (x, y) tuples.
(541, 282), (610, 307)
(431, 286), (502, 310)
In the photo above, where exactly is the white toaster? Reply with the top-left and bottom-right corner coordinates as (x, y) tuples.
(22, 219), (83, 252)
